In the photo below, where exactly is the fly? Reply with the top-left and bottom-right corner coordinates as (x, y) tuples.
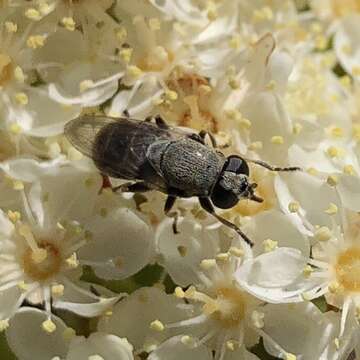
(65, 113), (300, 246)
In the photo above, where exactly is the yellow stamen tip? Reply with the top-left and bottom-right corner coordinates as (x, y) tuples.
(42, 319), (56, 333)
(150, 320), (165, 332)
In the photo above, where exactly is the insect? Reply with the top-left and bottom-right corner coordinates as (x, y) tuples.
(65, 114), (300, 246)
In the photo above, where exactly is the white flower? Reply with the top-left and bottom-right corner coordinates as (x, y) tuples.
(6, 307), (135, 360)
(0, 16), (81, 144)
(0, 158), (155, 323)
(124, 217), (312, 358)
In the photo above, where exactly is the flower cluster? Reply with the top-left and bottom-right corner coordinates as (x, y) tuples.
(0, 1), (360, 360)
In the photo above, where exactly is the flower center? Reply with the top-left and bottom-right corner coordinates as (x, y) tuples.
(22, 241), (62, 281)
(212, 287), (246, 328)
(331, 0), (360, 16)
(335, 247), (360, 292)
(0, 53), (13, 86)
(162, 70), (219, 132)
(137, 46), (173, 72)
(186, 285), (246, 328)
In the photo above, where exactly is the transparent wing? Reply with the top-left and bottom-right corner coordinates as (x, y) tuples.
(64, 115), (122, 158)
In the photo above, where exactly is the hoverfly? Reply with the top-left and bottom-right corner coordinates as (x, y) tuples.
(65, 113), (299, 246)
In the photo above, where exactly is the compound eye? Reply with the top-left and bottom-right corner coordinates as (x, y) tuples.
(210, 181), (239, 209)
(225, 156), (249, 176)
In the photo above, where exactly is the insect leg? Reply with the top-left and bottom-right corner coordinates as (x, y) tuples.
(198, 130), (217, 148)
(164, 195), (179, 234)
(246, 159), (301, 172)
(155, 115), (169, 129)
(198, 197), (253, 246)
(113, 181), (150, 193)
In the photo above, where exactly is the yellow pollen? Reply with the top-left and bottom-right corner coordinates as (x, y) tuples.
(149, 18), (161, 31)
(14, 92), (28, 105)
(326, 146), (345, 158)
(38, 2), (51, 15)
(200, 259), (216, 270)
(115, 26), (127, 43)
(353, 124), (360, 141)
(238, 117), (252, 129)
(340, 75), (352, 88)
(334, 338), (340, 350)
(325, 203), (338, 215)
(271, 135), (284, 145)
(180, 335), (195, 347)
(66, 253), (79, 268)
(330, 126), (344, 138)
(11, 179), (23, 190)
(226, 340), (238, 351)
(165, 89), (178, 101)
(7, 210), (21, 223)
(229, 246), (244, 257)
(150, 320), (165, 332)
(14, 66), (25, 83)
(305, 169), (317, 178)
(27, 35), (46, 49)
(127, 65), (143, 78)
(248, 141), (263, 150)
(343, 164), (356, 175)
(17, 281), (28, 292)
(293, 123), (303, 135)
(352, 66), (360, 76)
(79, 80), (94, 93)
(88, 355), (104, 360)
(335, 247), (360, 292)
(31, 248), (48, 264)
(229, 34), (241, 49)
(327, 175), (339, 187)
(301, 291), (312, 301)
(61, 17), (76, 31)
(0, 319), (9, 332)
(42, 319), (56, 333)
(263, 238), (278, 252)
(216, 253), (230, 262)
(265, 80), (277, 91)
(251, 310), (265, 328)
(51, 284), (65, 297)
(328, 281), (342, 294)
(314, 226), (332, 241)
(314, 35), (328, 50)
(177, 245), (187, 257)
(25, 8), (42, 21)
(285, 353), (297, 360)
(174, 287), (185, 298)
(288, 201), (300, 213)
(63, 327), (76, 341)
(119, 48), (133, 63)
(5, 21), (17, 33)
(206, 2), (218, 20)
(302, 265), (314, 278)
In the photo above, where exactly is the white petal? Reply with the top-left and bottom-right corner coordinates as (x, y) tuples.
(67, 333), (133, 360)
(250, 209), (310, 256)
(148, 336), (212, 360)
(19, 86), (81, 137)
(156, 218), (220, 286)
(98, 287), (191, 351)
(236, 247), (316, 303)
(337, 175), (360, 212)
(334, 14), (360, 79)
(53, 281), (121, 317)
(80, 207), (154, 280)
(6, 307), (68, 360)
